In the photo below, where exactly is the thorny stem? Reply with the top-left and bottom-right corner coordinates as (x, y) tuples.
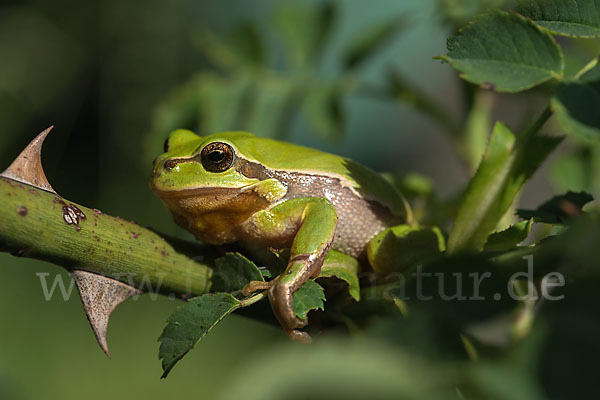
(0, 176), (214, 297)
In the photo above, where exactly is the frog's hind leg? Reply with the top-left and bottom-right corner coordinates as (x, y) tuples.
(244, 197), (338, 343)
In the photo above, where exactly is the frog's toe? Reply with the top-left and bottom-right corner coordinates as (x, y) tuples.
(268, 282), (311, 338)
(288, 329), (312, 344)
(241, 280), (273, 297)
(295, 317), (308, 328)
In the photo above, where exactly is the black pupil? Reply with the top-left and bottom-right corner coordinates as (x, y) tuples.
(208, 150), (224, 163)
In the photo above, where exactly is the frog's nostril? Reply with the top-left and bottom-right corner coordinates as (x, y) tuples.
(164, 159), (179, 171)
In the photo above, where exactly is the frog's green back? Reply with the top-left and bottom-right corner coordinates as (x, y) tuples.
(207, 132), (410, 220)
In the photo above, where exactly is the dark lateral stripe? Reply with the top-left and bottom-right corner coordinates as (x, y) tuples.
(235, 156), (396, 218)
(234, 157), (271, 180)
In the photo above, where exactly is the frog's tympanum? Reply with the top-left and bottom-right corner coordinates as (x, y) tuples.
(150, 130), (412, 342)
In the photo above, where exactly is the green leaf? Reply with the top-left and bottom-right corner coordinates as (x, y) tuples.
(210, 252), (264, 293)
(517, 191), (594, 224)
(159, 293), (241, 378)
(319, 266), (360, 301)
(343, 16), (405, 70)
(275, 3), (336, 69)
(447, 122), (563, 253)
(303, 83), (345, 140)
(366, 225), (446, 273)
(320, 250), (360, 301)
(292, 280), (325, 320)
(484, 219), (533, 251)
(441, 11), (564, 92)
(551, 58), (600, 141)
(515, 0), (600, 38)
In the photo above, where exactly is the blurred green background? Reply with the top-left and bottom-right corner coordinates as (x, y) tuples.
(1, 0), (598, 399)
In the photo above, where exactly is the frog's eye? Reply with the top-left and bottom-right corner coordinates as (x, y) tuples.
(200, 142), (235, 173)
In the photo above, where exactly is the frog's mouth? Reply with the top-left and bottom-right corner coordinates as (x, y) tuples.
(151, 182), (273, 217)
(150, 184), (255, 200)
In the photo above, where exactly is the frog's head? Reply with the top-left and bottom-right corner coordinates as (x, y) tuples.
(151, 130), (261, 193)
(150, 130), (287, 243)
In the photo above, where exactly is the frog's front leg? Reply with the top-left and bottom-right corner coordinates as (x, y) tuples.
(243, 197), (337, 343)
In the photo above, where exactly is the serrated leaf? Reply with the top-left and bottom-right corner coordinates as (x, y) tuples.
(484, 219), (533, 251)
(211, 252), (264, 293)
(292, 280), (325, 320)
(515, 0), (600, 38)
(344, 16), (405, 70)
(159, 293), (241, 378)
(551, 59), (600, 141)
(447, 122), (563, 254)
(320, 251), (360, 301)
(303, 84), (345, 140)
(441, 11), (564, 93)
(517, 191), (594, 224)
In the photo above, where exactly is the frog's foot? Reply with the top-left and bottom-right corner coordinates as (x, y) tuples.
(268, 282), (311, 343)
(241, 280), (274, 297)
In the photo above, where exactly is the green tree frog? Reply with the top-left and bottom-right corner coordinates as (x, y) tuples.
(150, 130), (412, 342)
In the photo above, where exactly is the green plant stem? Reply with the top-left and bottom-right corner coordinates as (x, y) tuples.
(0, 176), (214, 296)
(240, 292), (266, 307)
(518, 106), (553, 145)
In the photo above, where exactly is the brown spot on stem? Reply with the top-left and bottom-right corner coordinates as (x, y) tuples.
(17, 206), (28, 216)
(62, 203), (86, 225)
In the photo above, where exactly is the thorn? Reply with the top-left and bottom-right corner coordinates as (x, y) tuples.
(72, 270), (141, 358)
(0, 126), (56, 193)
